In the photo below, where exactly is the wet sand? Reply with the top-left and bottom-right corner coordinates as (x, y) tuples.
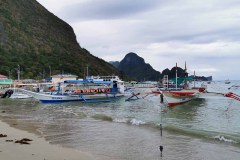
(0, 120), (94, 160)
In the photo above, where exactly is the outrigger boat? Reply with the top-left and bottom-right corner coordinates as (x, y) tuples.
(15, 75), (125, 103)
(162, 89), (200, 106)
(9, 93), (33, 99)
(160, 62), (205, 107)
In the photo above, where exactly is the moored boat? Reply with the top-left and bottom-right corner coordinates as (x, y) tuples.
(16, 75), (125, 103)
(160, 62), (206, 106)
(9, 93), (33, 99)
(162, 89), (200, 107)
(225, 80), (231, 84)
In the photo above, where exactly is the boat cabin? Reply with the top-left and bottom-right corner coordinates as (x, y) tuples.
(51, 74), (78, 84)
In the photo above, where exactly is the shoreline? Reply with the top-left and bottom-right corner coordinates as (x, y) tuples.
(0, 120), (94, 160)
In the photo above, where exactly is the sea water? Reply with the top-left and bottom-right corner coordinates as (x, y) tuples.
(0, 81), (240, 160)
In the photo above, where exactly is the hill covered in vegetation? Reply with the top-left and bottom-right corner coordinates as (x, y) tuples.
(115, 52), (161, 81)
(0, 0), (120, 79)
(109, 53), (194, 82)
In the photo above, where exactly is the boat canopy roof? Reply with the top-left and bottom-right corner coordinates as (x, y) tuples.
(170, 77), (193, 85)
(64, 80), (112, 84)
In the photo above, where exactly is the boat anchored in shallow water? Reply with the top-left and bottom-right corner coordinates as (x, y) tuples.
(1, 89), (33, 99)
(161, 89), (201, 107)
(9, 93), (33, 99)
(225, 80), (231, 84)
(17, 75), (125, 103)
(160, 62), (206, 107)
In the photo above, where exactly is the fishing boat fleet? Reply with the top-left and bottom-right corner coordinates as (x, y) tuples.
(1, 63), (239, 106)
(1, 75), (125, 103)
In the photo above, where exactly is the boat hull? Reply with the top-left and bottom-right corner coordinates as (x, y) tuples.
(16, 88), (124, 103)
(10, 93), (33, 99)
(39, 93), (124, 103)
(162, 90), (200, 106)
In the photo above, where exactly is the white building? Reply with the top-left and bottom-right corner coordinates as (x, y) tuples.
(51, 74), (78, 84)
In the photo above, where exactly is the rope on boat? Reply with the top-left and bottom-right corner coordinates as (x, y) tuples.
(224, 92), (240, 101)
(125, 92), (140, 101)
(142, 93), (151, 99)
(206, 83), (240, 102)
(207, 84), (229, 94)
(80, 94), (111, 103)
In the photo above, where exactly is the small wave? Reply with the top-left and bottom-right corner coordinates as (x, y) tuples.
(113, 118), (146, 126)
(214, 135), (236, 143)
(61, 109), (87, 118)
(91, 114), (113, 121)
(129, 118), (146, 126)
(165, 125), (240, 144)
(113, 118), (128, 123)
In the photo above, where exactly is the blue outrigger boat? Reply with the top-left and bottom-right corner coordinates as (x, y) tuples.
(18, 76), (125, 103)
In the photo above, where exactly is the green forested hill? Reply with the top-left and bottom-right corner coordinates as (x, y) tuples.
(117, 52), (161, 81)
(0, 0), (120, 79)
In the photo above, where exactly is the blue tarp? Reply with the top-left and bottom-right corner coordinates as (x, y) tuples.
(64, 80), (112, 84)
(170, 77), (193, 85)
(92, 81), (112, 84)
(64, 80), (89, 84)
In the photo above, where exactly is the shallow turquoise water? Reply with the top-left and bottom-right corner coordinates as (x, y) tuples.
(0, 81), (240, 159)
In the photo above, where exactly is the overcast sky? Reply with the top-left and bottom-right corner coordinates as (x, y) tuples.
(36, 0), (240, 80)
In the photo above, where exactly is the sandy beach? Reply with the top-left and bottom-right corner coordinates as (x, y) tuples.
(0, 120), (94, 160)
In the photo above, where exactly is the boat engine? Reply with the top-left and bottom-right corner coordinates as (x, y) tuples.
(1, 90), (14, 98)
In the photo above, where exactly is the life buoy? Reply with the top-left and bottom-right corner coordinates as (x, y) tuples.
(74, 90), (80, 93)
(49, 86), (55, 91)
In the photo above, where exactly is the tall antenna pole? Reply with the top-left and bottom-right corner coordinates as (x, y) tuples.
(17, 64), (20, 81)
(49, 65), (51, 77)
(184, 61), (187, 89)
(176, 63), (177, 90)
(194, 70), (196, 88)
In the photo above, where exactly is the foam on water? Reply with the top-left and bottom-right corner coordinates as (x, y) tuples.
(113, 118), (128, 123)
(129, 118), (146, 125)
(214, 135), (236, 143)
(113, 118), (146, 126)
(62, 108), (79, 116)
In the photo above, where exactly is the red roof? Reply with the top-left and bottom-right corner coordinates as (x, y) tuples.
(0, 75), (7, 79)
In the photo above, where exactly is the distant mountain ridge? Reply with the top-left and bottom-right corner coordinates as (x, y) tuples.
(111, 52), (161, 81)
(0, 0), (120, 79)
(109, 61), (120, 68)
(110, 53), (212, 81)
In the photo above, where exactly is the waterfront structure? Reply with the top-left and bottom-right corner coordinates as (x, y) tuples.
(0, 74), (13, 90)
(51, 74), (78, 84)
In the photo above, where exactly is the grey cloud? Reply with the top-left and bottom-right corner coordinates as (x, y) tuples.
(59, 0), (163, 21)
(37, 0), (240, 79)
(169, 27), (240, 44)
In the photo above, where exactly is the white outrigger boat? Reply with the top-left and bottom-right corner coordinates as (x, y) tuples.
(16, 75), (125, 103)
(1, 88), (33, 99)
(161, 63), (206, 107)
(161, 89), (200, 106)
(9, 93), (33, 99)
